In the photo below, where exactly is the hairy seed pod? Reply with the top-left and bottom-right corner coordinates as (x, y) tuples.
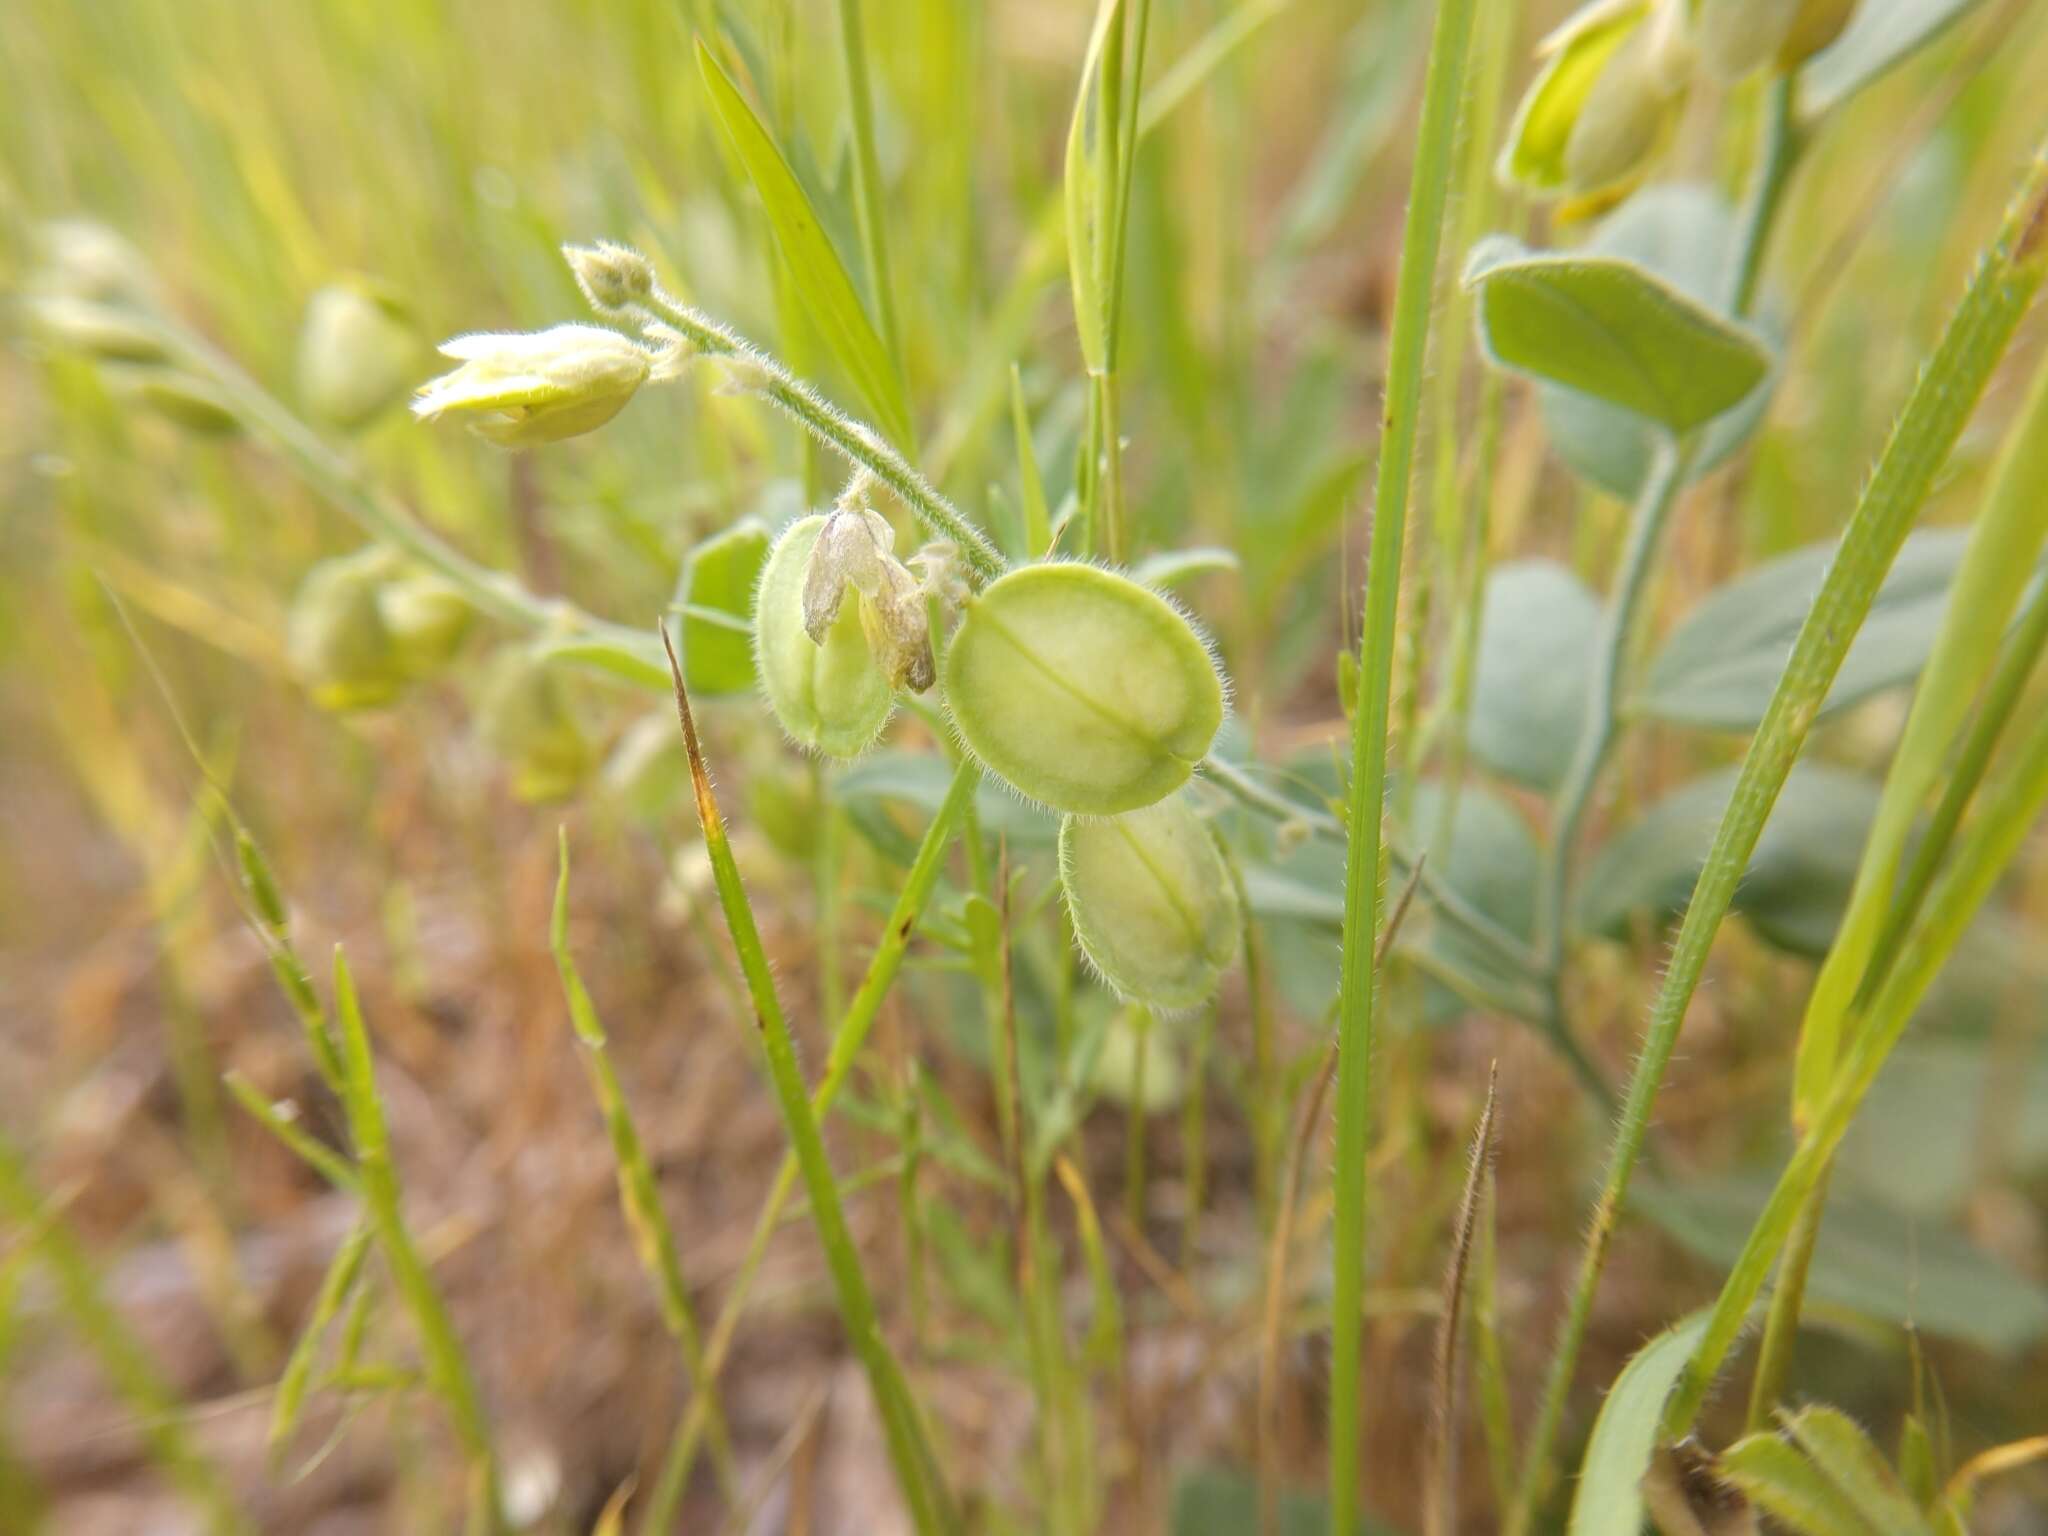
(755, 515), (895, 757)
(1059, 794), (1240, 1012)
(477, 649), (594, 802)
(297, 281), (418, 430)
(287, 548), (406, 711)
(943, 563), (1224, 815)
(380, 572), (472, 678)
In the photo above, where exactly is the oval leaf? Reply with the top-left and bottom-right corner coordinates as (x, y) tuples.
(1470, 559), (1600, 791)
(943, 563), (1224, 815)
(676, 518), (769, 695)
(1537, 184), (1780, 498)
(1574, 763), (1881, 956)
(1466, 240), (1772, 434)
(1636, 528), (2048, 732)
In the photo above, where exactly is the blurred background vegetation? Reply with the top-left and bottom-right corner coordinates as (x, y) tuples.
(2, 0), (2046, 1532)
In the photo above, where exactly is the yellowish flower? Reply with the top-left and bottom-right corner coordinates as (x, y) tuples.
(412, 323), (652, 446)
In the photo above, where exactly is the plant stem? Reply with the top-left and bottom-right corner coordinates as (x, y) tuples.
(643, 740), (979, 1533)
(1505, 136), (2048, 1536)
(1727, 74), (1801, 317)
(1744, 1156), (1831, 1431)
(637, 287), (1006, 583)
(1537, 434), (1689, 974)
(331, 952), (501, 1533)
(1329, 0), (1481, 1526)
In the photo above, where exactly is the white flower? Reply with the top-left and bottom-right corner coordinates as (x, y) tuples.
(411, 323), (652, 446)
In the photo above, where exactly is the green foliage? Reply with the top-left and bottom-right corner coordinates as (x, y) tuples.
(1468, 560), (1598, 791)
(1466, 239), (1772, 433)
(1565, 1310), (1709, 1536)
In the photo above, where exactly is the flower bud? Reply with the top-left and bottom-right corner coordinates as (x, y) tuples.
(412, 324), (652, 446)
(754, 514), (896, 757)
(942, 563), (1225, 815)
(477, 649), (594, 802)
(379, 572), (472, 678)
(801, 503), (934, 692)
(1059, 793), (1241, 1012)
(34, 219), (159, 308)
(1501, 0), (1689, 206)
(24, 295), (168, 363)
(563, 241), (656, 313)
(124, 368), (242, 435)
(287, 548), (407, 711)
(297, 281), (418, 430)
(1775, 0), (1856, 67)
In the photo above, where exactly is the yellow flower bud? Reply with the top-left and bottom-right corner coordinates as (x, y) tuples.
(942, 563), (1225, 815)
(412, 324), (652, 446)
(754, 514), (896, 757)
(297, 281), (419, 430)
(1060, 793), (1241, 1012)
(563, 241), (656, 313)
(1501, 0), (1690, 207)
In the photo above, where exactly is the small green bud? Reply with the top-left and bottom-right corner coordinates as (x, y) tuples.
(1775, 0), (1857, 66)
(297, 280), (419, 430)
(25, 295), (169, 363)
(943, 563), (1225, 815)
(563, 241), (656, 313)
(412, 324), (653, 446)
(754, 514), (896, 757)
(477, 649), (594, 802)
(1059, 793), (1241, 1012)
(380, 573), (472, 679)
(287, 548), (406, 711)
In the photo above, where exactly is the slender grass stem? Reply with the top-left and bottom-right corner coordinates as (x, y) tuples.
(551, 835), (740, 1505)
(1505, 138), (2048, 1535)
(0, 1135), (249, 1536)
(1537, 434), (1690, 973)
(331, 951), (501, 1533)
(637, 288), (1005, 583)
(1331, 0), (1483, 1470)
(661, 622), (960, 1536)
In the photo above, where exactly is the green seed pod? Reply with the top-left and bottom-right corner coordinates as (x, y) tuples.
(297, 280), (419, 430)
(1059, 793), (1241, 1012)
(943, 563), (1224, 815)
(477, 649), (594, 802)
(754, 514), (895, 757)
(379, 572), (472, 679)
(287, 548), (407, 711)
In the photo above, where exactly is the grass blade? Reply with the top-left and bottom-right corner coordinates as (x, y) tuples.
(1513, 138), (2048, 1528)
(551, 832), (740, 1505)
(659, 624), (953, 1536)
(696, 39), (913, 451)
(1330, 0), (1483, 1525)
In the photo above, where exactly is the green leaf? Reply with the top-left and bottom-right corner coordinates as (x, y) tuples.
(1720, 1432), (1878, 1536)
(696, 40), (913, 450)
(833, 750), (1057, 845)
(1063, 0), (1125, 376)
(1566, 1309), (1710, 1536)
(1793, 356), (2048, 1123)
(1400, 781), (1550, 1023)
(1802, 0), (1991, 120)
(674, 517), (768, 695)
(1469, 559), (1599, 791)
(1785, 1406), (1936, 1536)
(1635, 1171), (2048, 1353)
(1465, 238), (1772, 433)
(1575, 763), (1881, 957)
(1636, 529), (2048, 732)
(1537, 185), (1779, 498)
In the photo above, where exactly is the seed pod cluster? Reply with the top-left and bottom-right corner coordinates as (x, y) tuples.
(287, 548), (473, 711)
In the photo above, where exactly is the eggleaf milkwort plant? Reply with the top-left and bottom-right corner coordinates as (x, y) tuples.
(16, 0), (2048, 1531)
